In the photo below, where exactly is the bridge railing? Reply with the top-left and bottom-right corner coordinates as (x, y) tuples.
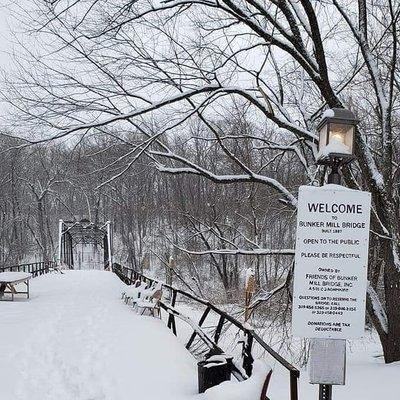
(113, 264), (299, 400)
(0, 261), (57, 277)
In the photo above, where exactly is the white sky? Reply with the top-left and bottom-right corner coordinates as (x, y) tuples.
(0, 0), (23, 118)
(0, 1), (14, 70)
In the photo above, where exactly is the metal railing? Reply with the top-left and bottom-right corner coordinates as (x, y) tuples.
(113, 263), (299, 400)
(0, 261), (57, 277)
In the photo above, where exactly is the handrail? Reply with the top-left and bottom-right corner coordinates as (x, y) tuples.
(113, 263), (299, 400)
(0, 261), (57, 277)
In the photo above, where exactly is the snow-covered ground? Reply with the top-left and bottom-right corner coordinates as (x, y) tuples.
(171, 302), (400, 400)
(1, 270), (398, 400)
(0, 271), (197, 400)
(273, 337), (400, 400)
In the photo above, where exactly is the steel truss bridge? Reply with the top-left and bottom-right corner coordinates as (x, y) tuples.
(57, 219), (113, 270)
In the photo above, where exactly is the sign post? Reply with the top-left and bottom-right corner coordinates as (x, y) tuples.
(106, 221), (113, 271)
(57, 219), (64, 268)
(292, 184), (371, 399)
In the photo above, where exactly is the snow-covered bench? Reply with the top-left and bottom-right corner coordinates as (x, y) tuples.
(121, 280), (163, 317)
(122, 280), (157, 305)
(121, 279), (142, 301)
(0, 272), (32, 301)
(134, 286), (163, 317)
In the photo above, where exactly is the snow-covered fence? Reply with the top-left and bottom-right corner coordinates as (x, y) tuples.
(0, 261), (56, 277)
(113, 264), (299, 400)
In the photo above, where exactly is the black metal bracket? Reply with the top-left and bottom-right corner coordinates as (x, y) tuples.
(319, 384), (332, 400)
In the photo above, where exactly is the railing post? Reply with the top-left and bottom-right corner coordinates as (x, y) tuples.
(214, 315), (225, 345)
(242, 331), (254, 377)
(186, 306), (211, 350)
(167, 290), (177, 335)
(290, 371), (299, 400)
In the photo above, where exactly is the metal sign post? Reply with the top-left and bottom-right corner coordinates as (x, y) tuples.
(58, 219), (64, 267)
(319, 383), (332, 400)
(291, 185), (371, 398)
(106, 221), (113, 270)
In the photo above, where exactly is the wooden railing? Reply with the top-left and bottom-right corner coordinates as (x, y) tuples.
(113, 263), (299, 400)
(0, 261), (57, 277)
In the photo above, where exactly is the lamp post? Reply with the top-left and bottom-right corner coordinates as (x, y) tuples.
(316, 108), (359, 184)
(313, 108), (359, 400)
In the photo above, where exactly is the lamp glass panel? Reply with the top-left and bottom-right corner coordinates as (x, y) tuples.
(318, 123), (328, 152)
(328, 123), (354, 155)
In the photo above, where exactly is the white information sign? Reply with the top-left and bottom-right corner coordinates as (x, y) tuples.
(292, 185), (371, 339)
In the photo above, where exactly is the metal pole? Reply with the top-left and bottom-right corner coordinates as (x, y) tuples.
(319, 384), (332, 400)
(57, 219), (63, 267)
(314, 158), (345, 399)
(327, 159), (341, 184)
(106, 221), (113, 271)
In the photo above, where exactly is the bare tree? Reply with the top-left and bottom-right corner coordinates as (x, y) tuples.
(2, 0), (400, 362)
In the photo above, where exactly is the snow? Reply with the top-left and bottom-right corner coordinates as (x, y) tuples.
(174, 303), (400, 400)
(0, 271), (32, 282)
(1, 270), (398, 400)
(392, 246), (400, 273)
(0, 271), (197, 400)
(317, 137), (351, 160)
(300, 183), (355, 193)
(202, 355), (230, 368)
(367, 284), (388, 333)
(321, 109), (335, 119)
(202, 360), (270, 400)
(267, 334), (400, 400)
(245, 267), (254, 287)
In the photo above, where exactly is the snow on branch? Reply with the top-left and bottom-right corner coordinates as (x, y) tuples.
(171, 245), (295, 256)
(155, 161), (298, 207)
(249, 280), (287, 310)
(249, 267), (293, 310)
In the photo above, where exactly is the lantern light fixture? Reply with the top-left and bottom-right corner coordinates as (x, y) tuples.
(316, 108), (358, 164)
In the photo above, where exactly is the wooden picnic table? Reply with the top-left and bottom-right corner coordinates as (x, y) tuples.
(0, 272), (32, 301)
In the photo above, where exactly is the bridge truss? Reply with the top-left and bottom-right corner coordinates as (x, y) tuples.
(57, 219), (113, 270)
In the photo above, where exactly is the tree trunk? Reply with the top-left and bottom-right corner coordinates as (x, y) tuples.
(37, 200), (48, 261)
(381, 240), (400, 363)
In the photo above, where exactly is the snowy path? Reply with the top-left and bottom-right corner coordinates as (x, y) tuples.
(1, 270), (398, 400)
(0, 271), (197, 400)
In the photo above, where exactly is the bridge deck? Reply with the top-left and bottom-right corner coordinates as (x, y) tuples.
(0, 270), (197, 400)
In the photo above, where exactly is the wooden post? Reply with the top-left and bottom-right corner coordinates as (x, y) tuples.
(244, 267), (255, 322)
(166, 256), (175, 287)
